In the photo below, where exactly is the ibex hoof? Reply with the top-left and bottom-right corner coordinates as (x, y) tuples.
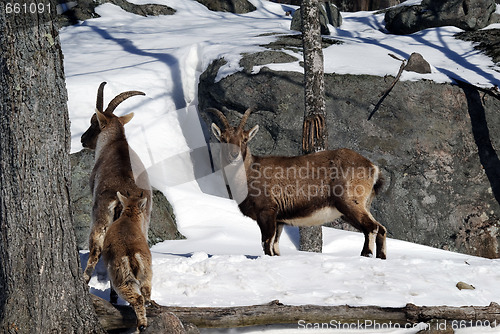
(139, 325), (146, 332)
(361, 251), (374, 258)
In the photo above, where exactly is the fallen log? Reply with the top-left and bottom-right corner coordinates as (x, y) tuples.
(91, 294), (500, 331)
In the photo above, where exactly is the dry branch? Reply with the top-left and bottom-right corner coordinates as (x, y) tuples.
(91, 294), (500, 331)
(368, 55), (407, 120)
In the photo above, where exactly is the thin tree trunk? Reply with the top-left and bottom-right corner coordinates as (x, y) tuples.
(0, 5), (105, 333)
(299, 0), (327, 253)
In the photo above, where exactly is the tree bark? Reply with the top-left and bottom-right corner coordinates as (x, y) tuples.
(299, 0), (327, 253)
(0, 5), (105, 334)
(91, 295), (500, 330)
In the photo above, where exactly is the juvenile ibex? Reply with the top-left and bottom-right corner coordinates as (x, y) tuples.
(103, 191), (152, 332)
(82, 82), (152, 284)
(209, 107), (387, 259)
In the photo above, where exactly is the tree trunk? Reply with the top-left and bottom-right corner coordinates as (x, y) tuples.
(299, 0), (327, 253)
(0, 5), (105, 334)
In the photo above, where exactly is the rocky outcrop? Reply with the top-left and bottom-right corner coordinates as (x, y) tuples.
(290, 2), (342, 35)
(272, 0), (402, 11)
(70, 149), (184, 250)
(56, 0), (175, 27)
(198, 44), (500, 258)
(333, 0), (402, 11)
(385, 0), (498, 35)
(194, 0), (256, 14)
(56, 0), (255, 27)
(456, 29), (500, 65)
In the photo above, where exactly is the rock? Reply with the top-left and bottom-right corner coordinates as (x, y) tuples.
(240, 50), (299, 73)
(290, 2), (342, 35)
(456, 281), (475, 290)
(56, 0), (175, 27)
(70, 149), (184, 250)
(142, 312), (189, 334)
(194, 0), (256, 14)
(385, 0), (497, 35)
(321, 1), (343, 28)
(456, 29), (500, 65)
(70, 149), (96, 250)
(198, 47), (500, 258)
(108, 0), (176, 17)
(404, 52), (432, 74)
(333, 0), (402, 12)
(56, 0), (99, 27)
(273, 0), (402, 11)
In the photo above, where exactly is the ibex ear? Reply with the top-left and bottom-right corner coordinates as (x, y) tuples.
(96, 109), (108, 129)
(138, 197), (148, 211)
(211, 123), (222, 142)
(119, 112), (134, 125)
(116, 191), (126, 205)
(248, 125), (259, 142)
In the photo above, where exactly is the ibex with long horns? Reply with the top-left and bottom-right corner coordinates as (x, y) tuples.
(82, 82), (152, 285)
(209, 107), (387, 259)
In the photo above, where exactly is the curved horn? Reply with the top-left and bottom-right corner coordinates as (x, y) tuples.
(237, 107), (253, 130)
(206, 108), (230, 129)
(104, 91), (145, 114)
(96, 82), (107, 113)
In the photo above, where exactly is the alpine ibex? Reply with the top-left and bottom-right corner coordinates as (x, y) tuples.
(102, 191), (153, 332)
(209, 107), (387, 259)
(82, 82), (152, 284)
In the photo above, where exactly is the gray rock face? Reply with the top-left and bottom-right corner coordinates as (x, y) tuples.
(198, 52), (500, 258)
(272, 0), (402, 11)
(333, 0), (402, 11)
(456, 29), (500, 65)
(70, 149), (184, 250)
(194, 0), (256, 14)
(385, 0), (497, 35)
(290, 2), (342, 35)
(56, 0), (175, 27)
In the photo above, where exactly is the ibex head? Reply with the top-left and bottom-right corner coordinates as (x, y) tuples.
(117, 191), (148, 217)
(209, 107), (259, 164)
(81, 82), (145, 149)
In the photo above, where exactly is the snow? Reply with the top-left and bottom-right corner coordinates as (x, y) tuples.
(60, 0), (500, 332)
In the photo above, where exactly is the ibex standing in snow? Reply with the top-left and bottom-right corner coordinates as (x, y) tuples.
(82, 82), (152, 284)
(209, 107), (387, 259)
(102, 191), (152, 332)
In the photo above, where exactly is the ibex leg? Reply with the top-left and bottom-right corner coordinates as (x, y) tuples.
(84, 224), (106, 284)
(376, 225), (387, 259)
(117, 280), (147, 331)
(257, 209), (278, 256)
(84, 202), (116, 283)
(338, 205), (382, 258)
(272, 223), (285, 256)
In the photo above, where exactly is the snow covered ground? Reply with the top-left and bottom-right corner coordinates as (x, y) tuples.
(60, 0), (500, 332)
